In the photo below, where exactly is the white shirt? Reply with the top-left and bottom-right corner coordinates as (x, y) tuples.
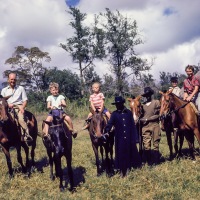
(46, 94), (65, 109)
(169, 86), (181, 97)
(1, 85), (28, 105)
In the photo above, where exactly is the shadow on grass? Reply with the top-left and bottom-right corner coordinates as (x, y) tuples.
(63, 166), (86, 188)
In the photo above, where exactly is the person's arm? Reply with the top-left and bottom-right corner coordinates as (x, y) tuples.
(90, 100), (96, 112)
(60, 99), (66, 108)
(104, 112), (115, 134)
(186, 85), (199, 101)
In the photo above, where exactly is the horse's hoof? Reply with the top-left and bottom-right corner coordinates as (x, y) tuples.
(9, 174), (14, 180)
(50, 175), (55, 181)
(70, 187), (76, 193)
(60, 187), (65, 192)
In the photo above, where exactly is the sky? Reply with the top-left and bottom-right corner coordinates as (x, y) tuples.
(1, 0), (200, 85)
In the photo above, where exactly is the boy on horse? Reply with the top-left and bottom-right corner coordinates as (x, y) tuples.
(42, 82), (77, 138)
(1, 72), (33, 142)
(169, 77), (181, 97)
(82, 82), (111, 130)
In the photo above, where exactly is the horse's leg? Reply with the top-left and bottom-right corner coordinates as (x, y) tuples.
(21, 142), (30, 170)
(47, 150), (54, 180)
(178, 130), (184, 157)
(30, 139), (37, 172)
(92, 144), (101, 176)
(54, 155), (64, 192)
(100, 145), (104, 170)
(16, 145), (26, 173)
(1, 146), (13, 178)
(65, 151), (74, 191)
(193, 127), (200, 153)
(184, 131), (195, 160)
(166, 130), (173, 159)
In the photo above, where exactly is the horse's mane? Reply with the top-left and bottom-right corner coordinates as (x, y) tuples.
(169, 92), (188, 103)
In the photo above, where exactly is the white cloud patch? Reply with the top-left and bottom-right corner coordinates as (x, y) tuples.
(0, 0), (200, 88)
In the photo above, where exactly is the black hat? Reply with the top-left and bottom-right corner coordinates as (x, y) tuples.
(141, 87), (154, 97)
(170, 77), (178, 82)
(111, 96), (125, 105)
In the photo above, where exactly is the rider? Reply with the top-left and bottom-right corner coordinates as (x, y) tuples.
(183, 65), (200, 111)
(42, 82), (77, 138)
(1, 72), (33, 142)
(82, 82), (111, 130)
(169, 77), (181, 97)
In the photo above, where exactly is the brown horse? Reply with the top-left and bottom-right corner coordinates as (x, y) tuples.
(89, 109), (114, 176)
(0, 96), (38, 177)
(127, 96), (143, 156)
(42, 115), (74, 192)
(159, 90), (200, 159)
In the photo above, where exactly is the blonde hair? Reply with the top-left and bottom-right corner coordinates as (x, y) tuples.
(92, 82), (101, 88)
(49, 82), (59, 90)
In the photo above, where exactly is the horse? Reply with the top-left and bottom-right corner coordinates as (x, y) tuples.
(159, 90), (200, 159)
(42, 115), (74, 192)
(127, 96), (143, 156)
(88, 109), (114, 176)
(0, 96), (38, 178)
(159, 91), (184, 159)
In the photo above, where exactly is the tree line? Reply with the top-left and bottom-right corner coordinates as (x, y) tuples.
(2, 7), (199, 111)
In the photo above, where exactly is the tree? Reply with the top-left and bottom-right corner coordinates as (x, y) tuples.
(44, 67), (81, 100)
(97, 8), (151, 95)
(60, 7), (104, 96)
(4, 46), (51, 92)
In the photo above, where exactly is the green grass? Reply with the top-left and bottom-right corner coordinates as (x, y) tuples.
(0, 115), (200, 200)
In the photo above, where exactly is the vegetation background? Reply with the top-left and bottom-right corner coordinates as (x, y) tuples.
(0, 100), (200, 200)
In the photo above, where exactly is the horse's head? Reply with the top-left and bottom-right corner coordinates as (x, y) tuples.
(0, 96), (9, 123)
(43, 116), (66, 154)
(127, 96), (142, 123)
(159, 90), (173, 130)
(90, 111), (106, 138)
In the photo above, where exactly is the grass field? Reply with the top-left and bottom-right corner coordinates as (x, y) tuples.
(0, 115), (200, 200)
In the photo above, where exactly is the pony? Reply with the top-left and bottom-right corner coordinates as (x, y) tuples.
(0, 96), (38, 178)
(88, 109), (114, 176)
(42, 115), (74, 192)
(159, 90), (200, 159)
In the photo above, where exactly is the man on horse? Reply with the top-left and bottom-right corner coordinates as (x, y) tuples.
(183, 65), (200, 112)
(1, 72), (32, 142)
(140, 87), (161, 165)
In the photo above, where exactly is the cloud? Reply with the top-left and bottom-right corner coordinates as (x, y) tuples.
(0, 0), (200, 88)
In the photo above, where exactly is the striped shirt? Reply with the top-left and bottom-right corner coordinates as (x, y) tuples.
(89, 93), (105, 109)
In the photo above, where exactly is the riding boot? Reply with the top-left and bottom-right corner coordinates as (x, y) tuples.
(23, 128), (33, 142)
(153, 150), (160, 165)
(144, 150), (152, 166)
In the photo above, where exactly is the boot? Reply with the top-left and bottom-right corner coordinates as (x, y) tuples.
(153, 150), (160, 165)
(23, 129), (33, 142)
(144, 150), (152, 166)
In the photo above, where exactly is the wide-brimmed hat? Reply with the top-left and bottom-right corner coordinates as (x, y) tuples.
(111, 96), (125, 105)
(141, 87), (154, 97)
(170, 76), (178, 83)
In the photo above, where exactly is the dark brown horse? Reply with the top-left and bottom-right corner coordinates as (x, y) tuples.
(89, 110), (114, 176)
(0, 96), (38, 177)
(42, 115), (74, 191)
(159, 90), (200, 159)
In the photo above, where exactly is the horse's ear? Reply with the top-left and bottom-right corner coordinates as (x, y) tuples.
(43, 120), (52, 126)
(136, 95), (142, 101)
(127, 98), (132, 102)
(168, 88), (173, 94)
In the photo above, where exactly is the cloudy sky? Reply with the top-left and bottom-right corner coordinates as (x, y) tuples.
(1, 0), (200, 85)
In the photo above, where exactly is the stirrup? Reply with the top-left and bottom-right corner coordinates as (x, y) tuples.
(72, 131), (78, 139)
